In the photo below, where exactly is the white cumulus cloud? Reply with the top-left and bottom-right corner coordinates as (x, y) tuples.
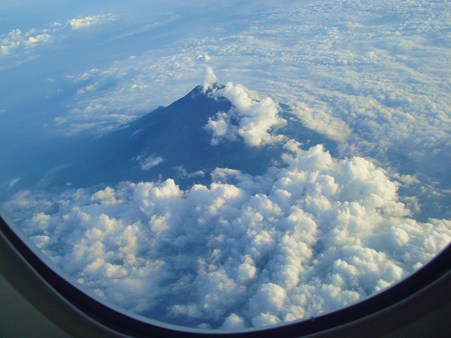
(4, 142), (450, 329)
(205, 82), (286, 147)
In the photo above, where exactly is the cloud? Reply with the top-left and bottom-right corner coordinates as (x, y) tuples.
(4, 0), (446, 193)
(136, 154), (164, 171)
(24, 33), (52, 46)
(204, 111), (238, 145)
(203, 65), (217, 90)
(57, 52), (207, 136)
(174, 166), (205, 179)
(8, 178), (21, 188)
(0, 28), (53, 55)
(0, 12), (117, 67)
(290, 101), (350, 144)
(54, 0), (447, 180)
(221, 313), (245, 330)
(205, 82), (286, 147)
(4, 143), (450, 329)
(68, 14), (117, 30)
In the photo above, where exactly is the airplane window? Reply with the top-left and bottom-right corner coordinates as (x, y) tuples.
(1, 0), (450, 334)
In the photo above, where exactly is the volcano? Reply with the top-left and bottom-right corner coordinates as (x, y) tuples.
(5, 84), (337, 192)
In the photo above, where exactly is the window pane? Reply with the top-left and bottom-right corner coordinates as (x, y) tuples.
(1, 0), (449, 330)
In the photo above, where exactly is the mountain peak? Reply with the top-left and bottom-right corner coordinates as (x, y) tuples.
(188, 82), (225, 99)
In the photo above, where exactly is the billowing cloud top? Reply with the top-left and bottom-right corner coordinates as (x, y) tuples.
(205, 82), (285, 147)
(5, 142), (450, 329)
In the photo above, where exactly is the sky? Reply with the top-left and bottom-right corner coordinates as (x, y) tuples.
(0, 0), (450, 331)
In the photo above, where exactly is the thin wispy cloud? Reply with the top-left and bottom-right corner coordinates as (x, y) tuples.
(68, 14), (117, 30)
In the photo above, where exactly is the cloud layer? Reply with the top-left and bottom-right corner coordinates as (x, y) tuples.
(43, 1), (449, 216)
(5, 142), (449, 329)
(0, 12), (117, 69)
